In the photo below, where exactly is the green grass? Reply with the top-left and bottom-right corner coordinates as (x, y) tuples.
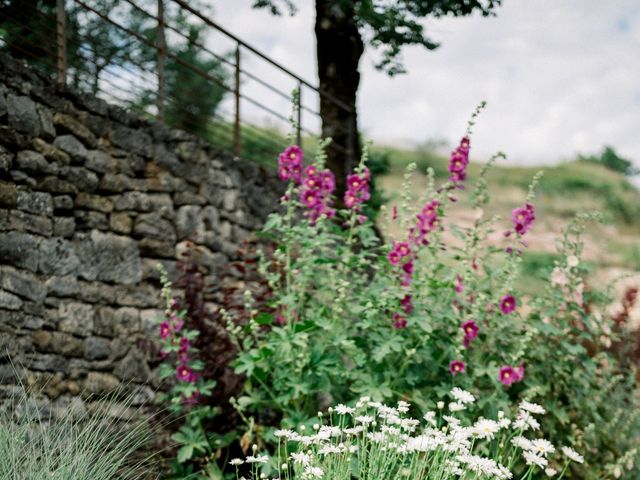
(0, 385), (155, 480)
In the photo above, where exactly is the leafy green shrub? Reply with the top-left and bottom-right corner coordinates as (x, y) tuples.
(224, 108), (639, 479)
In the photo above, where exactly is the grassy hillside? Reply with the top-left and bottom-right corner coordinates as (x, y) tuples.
(374, 145), (640, 294)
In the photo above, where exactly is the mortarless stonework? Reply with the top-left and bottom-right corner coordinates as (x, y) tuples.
(0, 53), (281, 417)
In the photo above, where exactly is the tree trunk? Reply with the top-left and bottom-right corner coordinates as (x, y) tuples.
(315, 0), (363, 202)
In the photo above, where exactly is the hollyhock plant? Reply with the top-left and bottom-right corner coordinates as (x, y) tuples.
(226, 104), (639, 479)
(448, 136), (471, 185)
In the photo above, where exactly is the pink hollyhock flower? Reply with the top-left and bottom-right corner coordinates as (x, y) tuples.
(449, 360), (466, 375)
(515, 364), (525, 382)
(392, 205), (398, 220)
(448, 138), (470, 185)
(387, 249), (401, 266)
(455, 275), (464, 293)
(176, 364), (195, 382)
(159, 321), (171, 339)
(461, 320), (479, 348)
(179, 337), (190, 353)
(401, 294), (413, 314)
(500, 295), (517, 314)
(499, 365), (518, 386)
(344, 170), (370, 211)
(173, 318), (185, 333)
(278, 145), (303, 183)
(512, 203), (536, 235)
(396, 242), (411, 257)
(274, 313), (286, 325)
(393, 313), (408, 329)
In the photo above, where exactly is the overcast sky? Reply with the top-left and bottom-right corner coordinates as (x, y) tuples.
(212, 1), (640, 168)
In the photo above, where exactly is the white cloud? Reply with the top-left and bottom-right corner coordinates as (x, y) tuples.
(212, 0), (640, 168)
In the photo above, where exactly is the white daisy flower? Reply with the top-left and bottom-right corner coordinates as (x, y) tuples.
(230, 458), (244, 466)
(545, 467), (558, 477)
(246, 455), (269, 464)
(511, 436), (533, 450)
(334, 404), (355, 415)
(274, 429), (295, 438)
(303, 466), (323, 478)
(355, 415), (374, 425)
(561, 446), (584, 464)
(449, 402), (466, 412)
(474, 419), (500, 440)
(290, 452), (311, 465)
(530, 439), (555, 457)
(397, 400), (410, 413)
(523, 451), (548, 469)
(451, 387), (476, 404)
(519, 400), (546, 415)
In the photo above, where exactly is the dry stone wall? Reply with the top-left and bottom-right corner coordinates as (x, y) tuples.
(0, 53), (281, 415)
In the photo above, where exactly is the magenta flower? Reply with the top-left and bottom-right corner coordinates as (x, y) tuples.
(455, 274), (464, 293)
(278, 145), (303, 183)
(512, 203), (536, 235)
(515, 364), (525, 382)
(401, 294), (413, 314)
(387, 249), (401, 266)
(173, 318), (185, 333)
(176, 364), (195, 382)
(412, 199), (440, 245)
(448, 137), (471, 185)
(392, 313), (408, 329)
(344, 169), (371, 211)
(300, 165), (336, 223)
(449, 360), (466, 375)
(461, 320), (479, 348)
(498, 365), (518, 386)
(179, 337), (190, 353)
(274, 313), (286, 325)
(500, 295), (517, 314)
(159, 321), (171, 339)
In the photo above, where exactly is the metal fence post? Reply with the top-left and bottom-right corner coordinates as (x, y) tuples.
(156, 0), (166, 122)
(55, 0), (67, 84)
(296, 81), (302, 146)
(234, 44), (241, 157)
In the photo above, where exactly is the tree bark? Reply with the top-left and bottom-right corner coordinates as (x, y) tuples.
(315, 0), (363, 202)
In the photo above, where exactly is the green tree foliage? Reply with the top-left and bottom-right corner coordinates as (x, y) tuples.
(580, 145), (638, 177)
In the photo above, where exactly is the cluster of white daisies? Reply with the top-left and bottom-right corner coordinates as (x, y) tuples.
(229, 388), (584, 480)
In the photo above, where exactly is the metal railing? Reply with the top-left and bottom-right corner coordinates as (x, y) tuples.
(0, 0), (354, 165)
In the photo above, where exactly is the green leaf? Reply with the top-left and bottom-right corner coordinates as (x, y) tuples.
(176, 445), (193, 463)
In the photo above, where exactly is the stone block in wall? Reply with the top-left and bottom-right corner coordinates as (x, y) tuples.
(53, 135), (87, 162)
(24, 353), (67, 372)
(84, 372), (120, 395)
(0, 289), (23, 310)
(0, 266), (46, 302)
(113, 283), (159, 308)
(133, 212), (176, 244)
(38, 106), (56, 141)
(16, 150), (54, 174)
(11, 170), (36, 187)
(75, 281), (116, 305)
(32, 138), (71, 165)
(57, 301), (94, 337)
(114, 191), (152, 212)
(53, 113), (97, 148)
(175, 205), (203, 240)
(39, 237), (79, 276)
(109, 212), (133, 234)
(45, 275), (79, 298)
(98, 173), (133, 192)
(53, 195), (74, 211)
(111, 125), (152, 157)
(0, 181), (17, 208)
(6, 94), (41, 136)
(140, 259), (176, 281)
(32, 330), (84, 357)
(74, 210), (108, 230)
(138, 238), (175, 258)
(0, 145), (13, 173)
(53, 217), (76, 238)
(114, 349), (150, 383)
(62, 167), (98, 192)
(173, 190), (205, 206)
(0, 231), (41, 272)
(16, 190), (53, 216)
(85, 150), (117, 174)
(37, 176), (78, 195)
(84, 336), (111, 360)
(8, 210), (52, 236)
(74, 230), (142, 284)
(2, 310), (45, 330)
(94, 307), (139, 338)
(74, 193), (113, 213)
